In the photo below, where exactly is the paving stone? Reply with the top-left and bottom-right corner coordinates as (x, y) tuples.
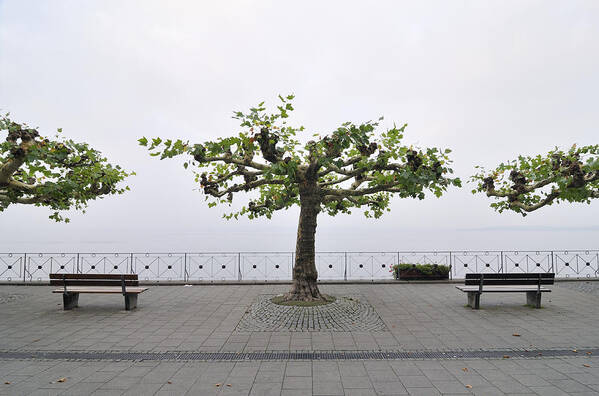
(249, 382), (282, 396)
(372, 380), (409, 394)
(399, 375), (433, 388)
(313, 380), (344, 395)
(285, 362), (311, 376)
(282, 376), (312, 389)
(431, 380), (472, 394)
(343, 389), (378, 396)
(405, 388), (441, 395)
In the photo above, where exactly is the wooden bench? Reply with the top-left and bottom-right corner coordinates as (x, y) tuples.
(50, 273), (148, 310)
(456, 273), (555, 309)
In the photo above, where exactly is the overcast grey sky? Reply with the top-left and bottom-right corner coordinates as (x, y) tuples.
(1, 1), (598, 253)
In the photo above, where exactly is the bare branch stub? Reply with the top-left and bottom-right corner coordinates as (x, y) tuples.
(472, 144), (599, 215)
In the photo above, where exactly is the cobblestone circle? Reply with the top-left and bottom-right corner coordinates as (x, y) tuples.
(236, 294), (388, 332)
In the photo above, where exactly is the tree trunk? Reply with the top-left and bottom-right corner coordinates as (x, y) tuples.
(283, 180), (325, 302)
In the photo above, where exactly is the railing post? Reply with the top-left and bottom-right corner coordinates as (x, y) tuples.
(551, 251), (554, 273)
(238, 253), (242, 281)
(449, 251), (452, 280)
(23, 253), (27, 282)
(500, 251), (504, 274)
(184, 253), (188, 282)
(76, 253), (80, 274)
(344, 252), (347, 281)
(130, 253), (134, 274)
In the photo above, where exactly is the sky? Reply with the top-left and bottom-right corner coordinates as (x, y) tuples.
(1, 0), (598, 253)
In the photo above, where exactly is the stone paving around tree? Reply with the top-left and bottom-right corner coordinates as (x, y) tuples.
(1, 281), (599, 395)
(235, 294), (387, 332)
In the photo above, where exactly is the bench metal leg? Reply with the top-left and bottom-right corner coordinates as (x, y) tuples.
(467, 292), (480, 309)
(526, 291), (541, 308)
(63, 293), (79, 310)
(124, 294), (138, 310)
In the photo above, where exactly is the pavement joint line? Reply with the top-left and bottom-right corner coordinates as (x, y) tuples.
(1, 348), (597, 362)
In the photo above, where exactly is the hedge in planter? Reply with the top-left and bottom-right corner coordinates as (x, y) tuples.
(392, 263), (450, 280)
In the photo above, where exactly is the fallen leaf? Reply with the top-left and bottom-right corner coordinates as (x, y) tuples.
(465, 384), (473, 389)
(538, 353), (543, 356)
(586, 352), (592, 355)
(215, 383), (221, 387)
(583, 364), (591, 368)
(503, 355), (510, 359)
(56, 378), (66, 383)
(226, 384), (232, 387)
(462, 367), (468, 372)
(32, 339), (40, 342)
(4, 382), (10, 385)
(512, 333), (520, 337)
(167, 381), (172, 384)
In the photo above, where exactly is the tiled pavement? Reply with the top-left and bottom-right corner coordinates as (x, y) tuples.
(1, 281), (599, 395)
(2, 356), (598, 395)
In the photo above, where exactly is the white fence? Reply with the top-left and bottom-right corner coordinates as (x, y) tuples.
(1, 251), (597, 282)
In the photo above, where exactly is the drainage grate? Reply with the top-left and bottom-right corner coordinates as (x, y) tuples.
(1, 348), (597, 362)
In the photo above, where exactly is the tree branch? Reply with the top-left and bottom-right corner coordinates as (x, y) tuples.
(0, 140), (36, 184)
(205, 178), (286, 198)
(321, 181), (402, 197)
(8, 179), (37, 190)
(508, 190), (560, 212)
(203, 155), (269, 171)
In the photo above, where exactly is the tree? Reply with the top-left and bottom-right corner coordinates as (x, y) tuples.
(0, 115), (132, 222)
(140, 96), (460, 301)
(472, 145), (599, 215)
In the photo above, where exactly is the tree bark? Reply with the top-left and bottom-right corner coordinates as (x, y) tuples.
(284, 179), (326, 302)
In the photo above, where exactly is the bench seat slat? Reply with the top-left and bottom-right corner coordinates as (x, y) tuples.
(50, 273), (138, 280)
(465, 273), (554, 279)
(50, 280), (139, 286)
(464, 279), (554, 286)
(456, 285), (551, 293)
(52, 287), (147, 294)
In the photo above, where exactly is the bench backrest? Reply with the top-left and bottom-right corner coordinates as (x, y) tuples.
(50, 273), (139, 287)
(465, 273), (555, 286)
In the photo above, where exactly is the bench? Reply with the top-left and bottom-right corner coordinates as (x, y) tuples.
(456, 273), (555, 309)
(50, 273), (148, 310)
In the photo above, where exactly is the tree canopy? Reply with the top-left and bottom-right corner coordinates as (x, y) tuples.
(139, 95), (461, 220)
(472, 144), (599, 215)
(0, 115), (132, 222)
(140, 95), (461, 301)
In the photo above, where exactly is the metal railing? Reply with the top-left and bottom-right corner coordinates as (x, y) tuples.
(0, 250), (598, 282)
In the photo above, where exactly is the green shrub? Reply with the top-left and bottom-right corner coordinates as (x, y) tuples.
(391, 263), (450, 279)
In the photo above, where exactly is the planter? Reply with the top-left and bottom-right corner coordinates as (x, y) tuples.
(392, 264), (450, 280)
(397, 269), (449, 280)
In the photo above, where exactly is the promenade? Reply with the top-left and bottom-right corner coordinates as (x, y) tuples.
(1, 282), (598, 395)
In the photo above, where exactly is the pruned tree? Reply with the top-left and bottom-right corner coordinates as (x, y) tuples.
(0, 115), (132, 222)
(140, 96), (460, 301)
(472, 144), (599, 216)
